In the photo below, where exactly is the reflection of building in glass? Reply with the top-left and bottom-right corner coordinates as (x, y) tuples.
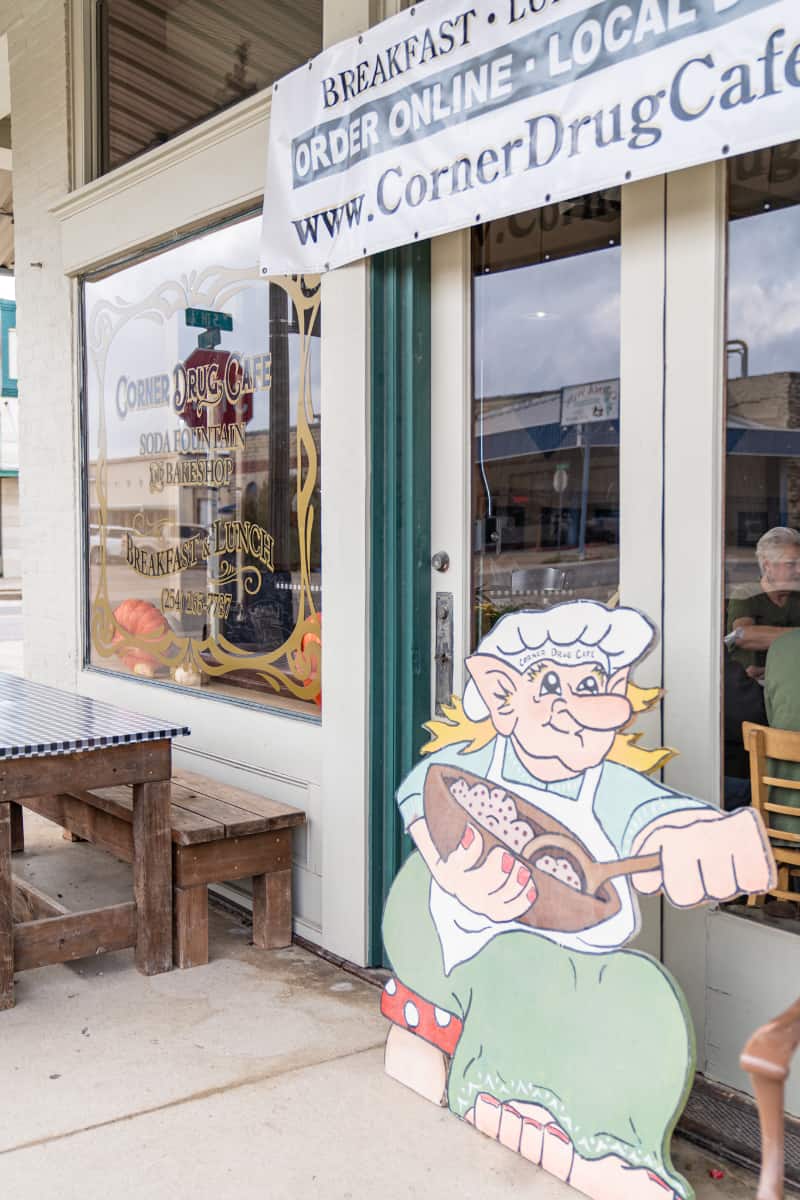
(726, 371), (800, 596)
(472, 194), (621, 642)
(722, 144), (800, 845)
(82, 219), (322, 709)
(98, 0), (323, 173)
(87, 415), (322, 638)
(474, 384), (618, 571)
(473, 385), (619, 622)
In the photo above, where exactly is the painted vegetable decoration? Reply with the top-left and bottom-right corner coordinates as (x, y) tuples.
(112, 598), (168, 677)
(173, 662), (202, 687)
(293, 611), (322, 706)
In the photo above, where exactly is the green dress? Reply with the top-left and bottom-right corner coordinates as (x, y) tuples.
(383, 741), (706, 1198)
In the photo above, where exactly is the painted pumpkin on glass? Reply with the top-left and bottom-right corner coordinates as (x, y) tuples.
(293, 614), (321, 705)
(112, 599), (168, 676)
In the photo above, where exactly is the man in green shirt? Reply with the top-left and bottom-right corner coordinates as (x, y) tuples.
(727, 526), (800, 675)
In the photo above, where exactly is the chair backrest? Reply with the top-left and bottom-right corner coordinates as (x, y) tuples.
(742, 722), (800, 856)
(741, 724), (800, 1197)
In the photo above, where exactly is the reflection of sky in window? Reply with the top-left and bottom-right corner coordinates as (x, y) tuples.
(84, 214), (320, 459)
(728, 206), (800, 378)
(473, 247), (621, 399)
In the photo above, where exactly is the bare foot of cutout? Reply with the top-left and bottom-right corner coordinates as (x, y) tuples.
(570, 1152), (677, 1200)
(464, 1094), (573, 1178)
(464, 1094), (676, 1199)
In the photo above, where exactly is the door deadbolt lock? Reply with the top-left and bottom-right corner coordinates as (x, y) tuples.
(431, 551), (450, 573)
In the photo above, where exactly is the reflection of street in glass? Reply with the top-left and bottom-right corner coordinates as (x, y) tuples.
(720, 145), (800, 929)
(83, 224), (322, 712)
(472, 192), (621, 643)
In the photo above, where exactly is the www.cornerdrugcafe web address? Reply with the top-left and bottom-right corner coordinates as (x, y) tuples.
(289, 24), (800, 247)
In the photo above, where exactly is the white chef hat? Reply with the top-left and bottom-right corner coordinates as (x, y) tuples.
(463, 600), (656, 721)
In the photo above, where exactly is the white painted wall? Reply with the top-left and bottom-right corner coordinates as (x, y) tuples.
(660, 162), (727, 1052)
(1, 0), (330, 940)
(619, 176), (668, 960)
(318, 0), (375, 966)
(5, 0), (77, 691)
(0, 0), (404, 957)
(429, 231), (471, 707)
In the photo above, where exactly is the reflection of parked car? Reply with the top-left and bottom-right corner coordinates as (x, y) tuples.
(88, 525), (136, 564)
(586, 512), (620, 544)
(139, 522), (208, 551)
(160, 523), (207, 543)
(127, 522), (208, 554)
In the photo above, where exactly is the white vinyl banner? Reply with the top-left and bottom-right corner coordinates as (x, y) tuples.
(260, 0), (800, 275)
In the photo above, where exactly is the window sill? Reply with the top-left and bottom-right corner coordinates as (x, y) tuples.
(51, 89), (272, 274)
(82, 661), (321, 726)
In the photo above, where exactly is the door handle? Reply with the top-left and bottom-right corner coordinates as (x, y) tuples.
(435, 591), (454, 715)
(431, 551), (450, 573)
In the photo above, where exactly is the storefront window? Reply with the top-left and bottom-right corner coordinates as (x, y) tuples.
(96, 0), (323, 174)
(83, 214), (322, 712)
(722, 140), (800, 919)
(471, 190), (621, 645)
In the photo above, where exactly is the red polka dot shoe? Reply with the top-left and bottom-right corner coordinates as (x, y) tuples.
(380, 977), (463, 1057)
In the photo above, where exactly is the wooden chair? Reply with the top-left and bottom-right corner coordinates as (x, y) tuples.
(742, 722), (800, 904)
(740, 995), (800, 1200)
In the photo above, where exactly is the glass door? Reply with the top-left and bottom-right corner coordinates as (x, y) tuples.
(470, 192), (622, 641)
(660, 147), (800, 1118)
(429, 192), (624, 751)
(428, 185), (666, 957)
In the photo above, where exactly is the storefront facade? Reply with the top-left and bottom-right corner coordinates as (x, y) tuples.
(3, 0), (800, 1138)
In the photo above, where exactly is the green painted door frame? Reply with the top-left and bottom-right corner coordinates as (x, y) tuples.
(368, 242), (432, 967)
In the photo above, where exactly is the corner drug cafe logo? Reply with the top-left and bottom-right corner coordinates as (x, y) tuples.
(115, 351), (271, 421)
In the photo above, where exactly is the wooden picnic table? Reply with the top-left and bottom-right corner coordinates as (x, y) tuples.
(0, 673), (189, 1008)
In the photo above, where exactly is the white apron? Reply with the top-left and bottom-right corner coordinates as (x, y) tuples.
(430, 736), (639, 973)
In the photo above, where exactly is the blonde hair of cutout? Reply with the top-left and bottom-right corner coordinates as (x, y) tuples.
(421, 682), (676, 776)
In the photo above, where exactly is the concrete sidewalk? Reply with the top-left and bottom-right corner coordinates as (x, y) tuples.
(0, 815), (783, 1200)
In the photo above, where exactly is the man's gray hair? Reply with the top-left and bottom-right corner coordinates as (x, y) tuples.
(756, 526), (800, 573)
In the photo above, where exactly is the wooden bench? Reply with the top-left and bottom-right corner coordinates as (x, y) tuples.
(10, 769), (306, 969)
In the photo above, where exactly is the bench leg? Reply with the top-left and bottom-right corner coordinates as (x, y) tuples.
(252, 868), (292, 950)
(0, 803), (14, 1009)
(133, 779), (172, 976)
(10, 803), (23, 854)
(173, 884), (208, 969)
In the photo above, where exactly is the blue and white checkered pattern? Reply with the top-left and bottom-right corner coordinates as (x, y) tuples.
(0, 674), (190, 760)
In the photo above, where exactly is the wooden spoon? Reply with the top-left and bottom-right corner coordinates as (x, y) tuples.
(522, 830), (661, 898)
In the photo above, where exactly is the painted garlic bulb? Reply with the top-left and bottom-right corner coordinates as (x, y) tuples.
(173, 664), (202, 687)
